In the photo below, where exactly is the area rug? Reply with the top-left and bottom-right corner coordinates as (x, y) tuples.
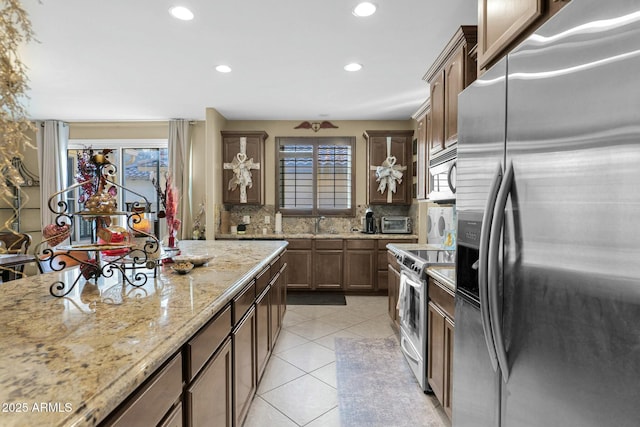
(286, 291), (346, 305)
(335, 337), (448, 427)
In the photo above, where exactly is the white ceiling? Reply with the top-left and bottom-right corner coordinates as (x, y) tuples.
(20, 0), (477, 122)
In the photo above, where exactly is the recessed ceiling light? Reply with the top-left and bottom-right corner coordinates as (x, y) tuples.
(216, 65), (232, 73)
(344, 63), (363, 72)
(353, 2), (377, 17)
(169, 6), (194, 21)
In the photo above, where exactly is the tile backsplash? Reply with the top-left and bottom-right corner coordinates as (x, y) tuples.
(218, 204), (415, 235)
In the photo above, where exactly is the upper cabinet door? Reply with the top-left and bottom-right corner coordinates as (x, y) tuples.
(221, 131), (268, 205)
(365, 130), (414, 205)
(430, 71), (446, 156)
(415, 109), (430, 200)
(478, 0), (543, 70)
(444, 48), (465, 148)
(424, 26), (477, 156)
(478, 0), (571, 72)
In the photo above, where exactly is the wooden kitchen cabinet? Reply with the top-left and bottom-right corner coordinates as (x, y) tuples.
(444, 317), (455, 418)
(387, 251), (401, 329)
(344, 239), (376, 291)
(221, 131), (268, 205)
(256, 286), (271, 382)
(427, 277), (455, 419)
(364, 130), (414, 205)
(101, 255), (288, 427)
(185, 339), (232, 427)
(102, 353), (183, 427)
(424, 26), (477, 156)
(414, 104), (430, 200)
(233, 306), (256, 427)
(269, 270), (282, 347)
(429, 71), (445, 155)
(286, 239), (312, 289)
(314, 239), (344, 289)
(478, 0), (570, 73)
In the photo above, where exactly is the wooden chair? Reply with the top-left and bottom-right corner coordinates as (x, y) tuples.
(0, 231), (32, 254)
(0, 232), (32, 281)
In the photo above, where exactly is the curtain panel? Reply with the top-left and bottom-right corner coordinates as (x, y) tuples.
(169, 119), (192, 240)
(36, 121), (69, 232)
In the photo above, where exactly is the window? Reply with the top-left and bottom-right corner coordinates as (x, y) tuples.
(67, 140), (168, 242)
(277, 137), (354, 216)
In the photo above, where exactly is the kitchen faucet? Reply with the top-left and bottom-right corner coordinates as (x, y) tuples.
(315, 216), (325, 234)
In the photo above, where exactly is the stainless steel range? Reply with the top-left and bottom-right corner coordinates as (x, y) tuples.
(395, 246), (453, 392)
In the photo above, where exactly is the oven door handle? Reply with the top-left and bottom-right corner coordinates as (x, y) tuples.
(479, 163), (502, 372)
(402, 274), (423, 289)
(400, 335), (420, 364)
(488, 161), (514, 382)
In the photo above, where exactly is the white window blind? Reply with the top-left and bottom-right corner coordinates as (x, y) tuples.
(278, 137), (354, 215)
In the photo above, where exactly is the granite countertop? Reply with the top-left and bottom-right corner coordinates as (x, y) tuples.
(427, 266), (456, 291)
(216, 232), (417, 240)
(0, 240), (287, 427)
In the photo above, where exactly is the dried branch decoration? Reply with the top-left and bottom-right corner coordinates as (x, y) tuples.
(0, 0), (36, 201)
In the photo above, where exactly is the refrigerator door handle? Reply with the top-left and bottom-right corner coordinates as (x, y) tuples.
(479, 163), (503, 372)
(488, 161), (514, 381)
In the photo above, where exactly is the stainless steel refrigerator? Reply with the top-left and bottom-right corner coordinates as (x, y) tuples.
(454, 1), (640, 426)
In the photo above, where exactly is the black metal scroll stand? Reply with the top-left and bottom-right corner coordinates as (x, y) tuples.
(37, 163), (162, 298)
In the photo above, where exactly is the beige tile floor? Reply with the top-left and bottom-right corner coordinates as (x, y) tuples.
(242, 295), (451, 427)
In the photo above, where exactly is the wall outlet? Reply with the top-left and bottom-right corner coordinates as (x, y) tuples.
(243, 215), (250, 224)
(264, 215), (270, 224)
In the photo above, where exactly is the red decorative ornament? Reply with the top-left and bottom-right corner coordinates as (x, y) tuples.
(42, 223), (71, 247)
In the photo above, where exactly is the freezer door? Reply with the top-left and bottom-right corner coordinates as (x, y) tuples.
(501, 0), (640, 426)
(452, 296), (501, 427)
(456, 57), (506, 224)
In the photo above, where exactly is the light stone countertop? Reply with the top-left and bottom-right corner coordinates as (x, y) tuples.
(216, 232), (417, 240)
(0, 240), (287, 427)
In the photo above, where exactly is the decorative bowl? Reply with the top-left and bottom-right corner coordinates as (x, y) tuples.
(171, 262), (194, 274)
(173, 254), (214, 267)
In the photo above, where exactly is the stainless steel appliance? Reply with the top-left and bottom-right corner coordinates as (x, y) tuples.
(380, 216), (411, 234)
(454, 1), (640, 426)
(397, 247), (453, 391)
(428, 148), (456, 201)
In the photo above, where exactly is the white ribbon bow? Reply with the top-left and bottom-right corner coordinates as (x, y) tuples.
(223, 137), (261, 203)
(372, 137), (406, 202)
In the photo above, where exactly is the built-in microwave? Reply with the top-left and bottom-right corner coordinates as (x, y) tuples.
(428, 149), (457, 201)
(380, 216), (412, 234)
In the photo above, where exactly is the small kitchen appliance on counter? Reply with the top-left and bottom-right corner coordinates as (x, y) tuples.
(364, 208), (376, 234)
(380, 216), (412, 234)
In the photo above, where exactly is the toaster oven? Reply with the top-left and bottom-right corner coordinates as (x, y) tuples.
(380, 216), (412, 234)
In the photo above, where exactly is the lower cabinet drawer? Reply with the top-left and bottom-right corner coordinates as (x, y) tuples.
(186, 305), (231, 381)
(103, 352), (183, 427)
(186, 338), (233, 427)
(346, 239), (375, 250)
(233, 280), (256, 325)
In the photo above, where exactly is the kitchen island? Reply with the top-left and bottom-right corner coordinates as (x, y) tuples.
(0, 240), (287, 427)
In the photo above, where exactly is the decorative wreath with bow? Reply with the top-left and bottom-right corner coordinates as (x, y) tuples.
(372, 137), (406, 202)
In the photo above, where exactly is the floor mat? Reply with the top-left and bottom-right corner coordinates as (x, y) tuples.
(335, 337), (449, 427)
(286, 291), (346, 305)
